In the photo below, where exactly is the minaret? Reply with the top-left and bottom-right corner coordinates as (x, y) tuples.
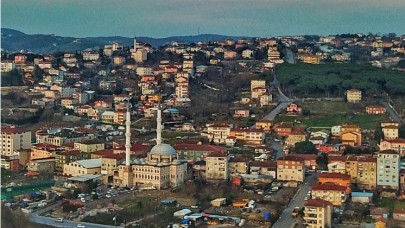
(156, 105), (162, 145)
(125, 102), (131, 166)
(121, 101), (133, 187)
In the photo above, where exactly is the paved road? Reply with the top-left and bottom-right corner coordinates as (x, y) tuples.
(272, 173), (319, 228)
(30, 215), (117, 228)
(285, 48), (296, 64)
(381, 101), (404, 125)
(270, 140), (284, 160)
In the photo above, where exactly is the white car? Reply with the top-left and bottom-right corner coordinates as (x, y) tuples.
(77, 224), (86, 228)
(105, 194), (112, 198)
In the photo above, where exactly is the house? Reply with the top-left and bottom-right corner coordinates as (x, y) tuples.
(346, 89), (362, 103)
(286, 131), (308, 147)
(341, 131), (362, 146)
(351, 192), (373, 204)
(55, 150), (89, 172)
(293, 154), (317, 170)
(233, 109), (250, 118)
(331, 125), (342, 137)
(273, 122), (294, 137)
(382, 125), (399, 140)
(366, 105), (386, 115)
(393, 209), (405, 221)
(303, 199), (332, 228)
(74, 140), (105, 153)
(101, 111), (115, 123)
(319, 172), (351, 189)
(255, 120), (272, 133)
(311, 183), (347, 206)
(206, 152), (229, 180)
(249, 161), (277, 177)
(203, 123), (233, 145)
(1, 155), (20, 171)
(276, 155), (305, 183)
(174, 144), (227, 162)
(27, 157), (55, 176)
(229, 128), (265, 145)
(327, 160), (346, 174)
(286, 103), (302, 115)
(378, 138), (405, 155)
(63, 158), (102, 177)
(229, 157), (249, 177)
(370, 207), (389, 220)
(192, 160), (206, 179)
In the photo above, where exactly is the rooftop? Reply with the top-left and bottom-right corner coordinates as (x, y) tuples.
(312, 183), (347, 191)
(319, 172), (351, 180)
(76, 158), (102, 168)
(305, 199), (332, 208)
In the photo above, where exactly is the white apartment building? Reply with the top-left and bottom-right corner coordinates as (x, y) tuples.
(377, 150), (400, 190)
(0, 126), (32, 156)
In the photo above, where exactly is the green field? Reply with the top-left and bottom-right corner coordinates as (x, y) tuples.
(274, 113), (389, 129)
(276, 63), (405, 97)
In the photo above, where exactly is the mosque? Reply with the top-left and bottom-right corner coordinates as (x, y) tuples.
(114, 105), (188, 189)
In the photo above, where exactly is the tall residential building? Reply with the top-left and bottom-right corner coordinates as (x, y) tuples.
(377, 150), (400, 190)
(206, 151), (229, 180)
(1, 126), (32, 156)
(276, 155), (305, 183)
(304, 199), (332, 228)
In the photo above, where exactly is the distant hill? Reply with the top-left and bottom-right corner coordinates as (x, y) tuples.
(1, 28), (248, 54)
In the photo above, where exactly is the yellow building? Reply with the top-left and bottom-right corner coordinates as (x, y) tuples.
(341, 132), (362, 146)
(357, 157), (377, 190)
(206, 152), (229, 180)
(251, 80), (266, 91)
(204, 123), (232, 144)
(63, 158), (101, 177)
(311, 184), (347, 206)
(276, 155), (305, 183)
(346, 89), (362, 103)
(74, 140), (105, 153)
(382, 125), (399, 140)
(1, 126), (32, 156)
(30, 144), (63, 160)
(286, 132), (307, 147)
(55, 150), (88, 172)
(304, 199), (332, 228)
(299, 54), (321, 64)
(229, 128), (265, 145)
(341, 124), (361, 134)
(229, 157), (249, 177)
(345, 156), (359, 183)
(255, 120), (272, 133)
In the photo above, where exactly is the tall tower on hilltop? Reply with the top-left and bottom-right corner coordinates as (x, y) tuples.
(122, 101), (133, 186)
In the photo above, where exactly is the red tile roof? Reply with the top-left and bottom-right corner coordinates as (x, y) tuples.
(305, 199), (332, 207)
(249, 160), (276, 168)
(277, 155), (304, 162)
(383, 138), (405, 144)
(312, 183), (347, 192)
(379, 150), (399, 155)
(1, 126), (27, 134)
(207, 151), (228, 157)
(174, 144), (227, 152)
(319, 172), (351, 180)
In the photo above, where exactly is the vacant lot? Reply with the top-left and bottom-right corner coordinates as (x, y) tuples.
(274, 100), (390, 129)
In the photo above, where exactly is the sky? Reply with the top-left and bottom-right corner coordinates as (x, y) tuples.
(1, 0), (405, 38)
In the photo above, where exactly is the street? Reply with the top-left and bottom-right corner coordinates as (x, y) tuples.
(30, 215), (116, 228)
(272, 173), (318, 228)
(381, 101), (404, 125)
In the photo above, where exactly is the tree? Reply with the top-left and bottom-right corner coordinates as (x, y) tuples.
(294, 141), (317, 154)
(374, 124), (384, 141)
(399, 125), (405, 138)
(316, 153), (328, 170)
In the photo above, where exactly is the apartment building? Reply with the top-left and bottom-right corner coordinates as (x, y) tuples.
(276, 155), (305, 183)
(27, 157), (55, 176)
(377, 150), (400, 190)
(357, 157), (377, 190)
(203, 123), (233, 144)
(379, 139), (405, 155)
(304, 199), (332, 228)
(206, 152), (229, 180)
(229, 157), (249, 177)
(311, 183), (347, 206)
(1, 126), (32, 156)
(229, 128), (265, 145)
(63, 158), (102, 177)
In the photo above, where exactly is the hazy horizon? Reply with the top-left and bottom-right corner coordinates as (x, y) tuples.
(2, 0), (405, 38)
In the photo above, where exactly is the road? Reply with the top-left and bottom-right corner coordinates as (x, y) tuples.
(381, 101), (404, 125)
(30, 215), (117, 228)
(270, 140), (284, 160)
(285, 48), (296, 64)
(272, 173), (319, 228)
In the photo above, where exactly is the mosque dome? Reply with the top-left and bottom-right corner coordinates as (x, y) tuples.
(150, 143), (176, 156)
